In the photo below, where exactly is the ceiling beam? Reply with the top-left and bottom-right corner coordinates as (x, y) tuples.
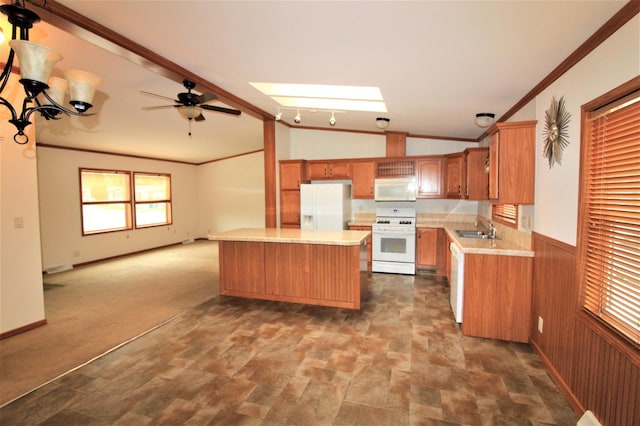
(23, 0), (273, 121)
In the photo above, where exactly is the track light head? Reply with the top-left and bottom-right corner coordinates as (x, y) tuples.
(275, 110), (282, 122)
(329, 112), (336, 126)
(294, 111), (301, 124)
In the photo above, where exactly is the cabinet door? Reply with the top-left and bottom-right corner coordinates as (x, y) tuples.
(416, 228), (438, 268)
(280, 190), (300, 226)
(351, 161), (375, 199)
(328, 162), (351, 179)
(307, 162), (329, 180)
(465, 148), (489, 200)
(445, 154), (464, 198)
(281, 161), (306, 190)
(417, 158), (444, 198)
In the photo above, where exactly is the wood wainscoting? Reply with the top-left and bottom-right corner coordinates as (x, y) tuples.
(531, 232), (639, 425)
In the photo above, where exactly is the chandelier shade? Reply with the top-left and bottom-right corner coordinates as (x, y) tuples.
(9, 40), (61, 87)
(64, 69), (102, 111)
(0, 1), (102, 144)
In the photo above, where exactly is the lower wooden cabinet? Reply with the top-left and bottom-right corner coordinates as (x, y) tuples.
(462, 253), (533, 343)
(416, 227), (447, 275)
(348, 225), (372, 270)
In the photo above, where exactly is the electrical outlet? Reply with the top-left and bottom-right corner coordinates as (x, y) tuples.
(538, 316), (544, 333)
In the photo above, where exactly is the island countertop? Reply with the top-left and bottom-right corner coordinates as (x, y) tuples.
(209, 227), (370, 246)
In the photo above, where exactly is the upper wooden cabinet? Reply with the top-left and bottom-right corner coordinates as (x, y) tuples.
(464, 147), (489, 200)
(416, 157), (444, 199)
(279, 160), (308, 228)
(307, 161), (351, 180)
(444, 153), (465, 199)
(351, 161), (376, 199)
(280, 160), (307, 190)
(488, 121), (536, 204)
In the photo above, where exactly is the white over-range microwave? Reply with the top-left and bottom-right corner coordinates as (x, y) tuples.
(374, 177), (417, 202)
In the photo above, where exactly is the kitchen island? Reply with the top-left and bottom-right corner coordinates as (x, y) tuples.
(209, 228), (370, 309)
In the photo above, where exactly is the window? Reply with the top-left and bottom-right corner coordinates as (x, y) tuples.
(578, 82), (640, 345)
(80, 169), (132, 235)
(134, 173), (172, 228)
(492, 203), (518, 227)
(80, 169), (173, 234)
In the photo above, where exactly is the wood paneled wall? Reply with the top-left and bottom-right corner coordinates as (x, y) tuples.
(530, 232), (640, 426)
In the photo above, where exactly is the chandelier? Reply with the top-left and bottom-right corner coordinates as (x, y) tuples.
(0, 1), (102, 144)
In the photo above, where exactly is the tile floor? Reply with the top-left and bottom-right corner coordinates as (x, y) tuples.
(0, 273), (578, 425)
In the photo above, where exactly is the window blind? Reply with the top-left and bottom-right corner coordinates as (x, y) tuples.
(492, 204), (518, 227)
(581, 91), (640, 345)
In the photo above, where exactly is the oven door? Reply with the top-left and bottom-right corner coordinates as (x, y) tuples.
(372, 227), (416, 263)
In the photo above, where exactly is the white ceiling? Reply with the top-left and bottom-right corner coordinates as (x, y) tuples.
(1, 1), (628, 164)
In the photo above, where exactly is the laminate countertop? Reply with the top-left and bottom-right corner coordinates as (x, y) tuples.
(436, 223), (534, 257)
(209, 228), (370, 246)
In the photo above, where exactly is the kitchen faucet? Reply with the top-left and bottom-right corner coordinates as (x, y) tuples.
(487, 221), (497, 239)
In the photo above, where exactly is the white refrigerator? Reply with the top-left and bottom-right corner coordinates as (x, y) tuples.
(300, 183), (352, 231)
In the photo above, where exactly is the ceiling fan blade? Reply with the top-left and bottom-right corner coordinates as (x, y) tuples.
(194, 114), (206, 122)
(201, 104), (242, 116)
(139, 90), (177, 103)
(142, 105), (179, 110)
(196, 92), (217, 104)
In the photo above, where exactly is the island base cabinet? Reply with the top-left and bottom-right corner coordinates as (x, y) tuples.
(218, 240), (368, 309)
(462, 253), (533, 343)
(218, 241), (266, 296)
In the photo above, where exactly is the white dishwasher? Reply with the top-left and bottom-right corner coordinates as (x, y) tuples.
(449, 242), (464, 323)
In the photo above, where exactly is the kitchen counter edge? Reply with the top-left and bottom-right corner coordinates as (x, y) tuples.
(209, 228), (370, 246)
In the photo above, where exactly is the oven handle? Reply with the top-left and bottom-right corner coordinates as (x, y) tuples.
(373, 227), (416, 235)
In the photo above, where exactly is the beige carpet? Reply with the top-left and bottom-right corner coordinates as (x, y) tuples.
(0, 240), (219, 405)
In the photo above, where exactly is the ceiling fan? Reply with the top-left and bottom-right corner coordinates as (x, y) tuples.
(141, 79), (241, 135)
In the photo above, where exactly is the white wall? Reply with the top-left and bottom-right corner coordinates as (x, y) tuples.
(533, 15), (639, 245)
(197, 151), (265, 236)
(37, 147), (200, 270)
(1, 73), (45, 333)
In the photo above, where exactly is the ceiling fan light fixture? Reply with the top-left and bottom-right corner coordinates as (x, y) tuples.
(475, 112), (495, 128)
(375, 117), (390, 129)
(178, 106), (202, 120)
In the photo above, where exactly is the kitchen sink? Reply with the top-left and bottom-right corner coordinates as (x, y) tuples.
(455, 230), (499, 240)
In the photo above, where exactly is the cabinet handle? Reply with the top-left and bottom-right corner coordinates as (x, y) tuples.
(329, 167), (333, 175)
(324, 167), (327, 176)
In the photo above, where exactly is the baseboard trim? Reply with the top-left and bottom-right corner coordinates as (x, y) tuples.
(529, 338), (583, 415)
(0, 319), (47, 340)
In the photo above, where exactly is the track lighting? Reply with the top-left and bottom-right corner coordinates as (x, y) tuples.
(273, 108), (343, 126)
(475, 113), (495, 128)
(375, 117), (390, 129)
(329, 112), (336, 126)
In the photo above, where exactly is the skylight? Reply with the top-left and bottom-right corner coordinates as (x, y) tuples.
(249, 82), (387, 112)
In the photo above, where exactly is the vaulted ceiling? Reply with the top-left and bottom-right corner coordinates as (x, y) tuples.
(1, 0), (630, 163)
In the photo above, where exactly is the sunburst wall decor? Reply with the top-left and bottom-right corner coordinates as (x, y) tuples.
(542, 96), (571, 168)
